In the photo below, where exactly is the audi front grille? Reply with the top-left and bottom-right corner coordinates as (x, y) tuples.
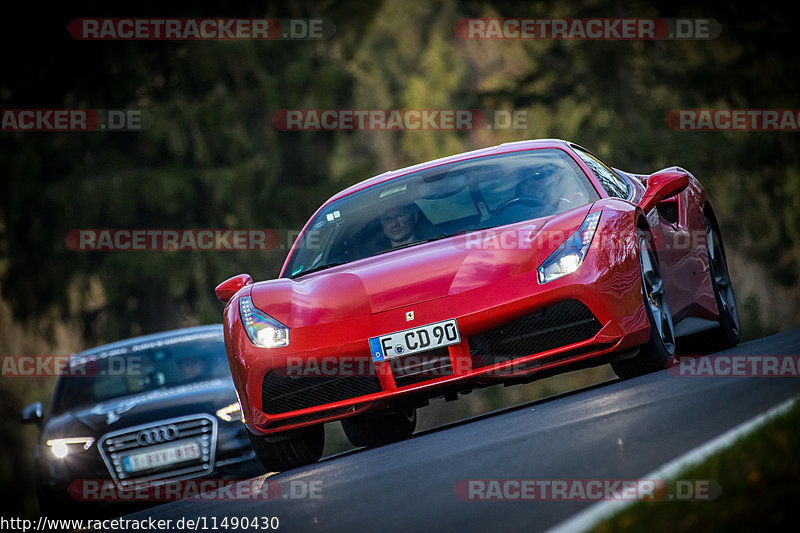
(98, 414), (218, 489)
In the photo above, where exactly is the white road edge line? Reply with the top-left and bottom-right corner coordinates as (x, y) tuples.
(544, 395), (798, 533)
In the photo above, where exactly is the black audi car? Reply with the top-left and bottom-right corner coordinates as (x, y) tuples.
(21, 324), (261, 515)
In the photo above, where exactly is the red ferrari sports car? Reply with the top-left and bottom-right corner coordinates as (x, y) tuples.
(216, 139), (739, 471)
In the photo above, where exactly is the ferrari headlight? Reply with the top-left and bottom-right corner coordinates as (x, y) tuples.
(46, 437), (95, 459)
(537, 211), (601, 284)
(239, 296), (289, 348)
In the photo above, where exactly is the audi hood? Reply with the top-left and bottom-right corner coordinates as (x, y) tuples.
(41, 378), (238, 443)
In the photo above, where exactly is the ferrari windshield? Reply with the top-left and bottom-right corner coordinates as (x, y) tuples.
(284, 148), (599, 278)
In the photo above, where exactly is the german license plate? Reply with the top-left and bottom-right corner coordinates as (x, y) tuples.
(369, 319), (460, 362)
(123, 441), (201, 473)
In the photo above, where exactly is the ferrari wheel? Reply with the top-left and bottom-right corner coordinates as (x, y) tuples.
(612, 228), (676, 379)
(248, 424), (324, 472)
(342, 406), (416, 447)
(703, 217), (740, 348)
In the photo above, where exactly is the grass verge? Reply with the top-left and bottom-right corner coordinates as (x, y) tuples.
(592, 398), (800, 532)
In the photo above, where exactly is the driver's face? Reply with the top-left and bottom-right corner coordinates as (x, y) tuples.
(180, 359), (205, 380)
(519, 170), (559, 203)
(380, 206), (417, 246)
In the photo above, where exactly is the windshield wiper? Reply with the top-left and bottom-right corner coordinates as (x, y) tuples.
(293, 233), (474, 277)
(424, 233), (452, 242)
(291, 261), (347, 279)
(371, 232), (467, 256)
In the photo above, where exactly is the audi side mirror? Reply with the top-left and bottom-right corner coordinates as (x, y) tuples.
(21, 402), (44, 426)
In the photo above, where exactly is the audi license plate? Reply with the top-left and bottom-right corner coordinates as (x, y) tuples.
(370, 319), (460, 362)
(123, 441), (201, 473)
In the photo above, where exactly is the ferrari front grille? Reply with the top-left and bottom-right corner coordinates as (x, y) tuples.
(261, 372), (383, 414)
(469, 300), (602, 368)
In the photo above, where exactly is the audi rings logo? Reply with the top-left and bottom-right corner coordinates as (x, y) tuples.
(136, 424), (179, 446)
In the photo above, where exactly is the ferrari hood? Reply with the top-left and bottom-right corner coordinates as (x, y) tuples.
(251, 206), (592, 327)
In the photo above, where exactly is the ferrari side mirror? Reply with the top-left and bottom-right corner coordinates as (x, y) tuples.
(215, 274), (253, 303)
(638, 169), (690, 213)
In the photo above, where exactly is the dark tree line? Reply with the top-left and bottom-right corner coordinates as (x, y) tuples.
(1, 0), (798, 347)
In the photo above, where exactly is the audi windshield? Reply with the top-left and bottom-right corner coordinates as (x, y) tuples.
(51, 332), (232, 415)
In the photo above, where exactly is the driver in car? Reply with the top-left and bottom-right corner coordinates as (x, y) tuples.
(492, 163), (584, 225)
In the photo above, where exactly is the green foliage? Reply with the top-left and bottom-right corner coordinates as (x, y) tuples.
(1, 0), (798, 347)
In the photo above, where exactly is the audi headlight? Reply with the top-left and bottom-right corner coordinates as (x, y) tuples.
(239, 296), (289, 348)
(46, 437), (95, 459)
(216, 402), (243, 422)
(537, 211), (601, 284)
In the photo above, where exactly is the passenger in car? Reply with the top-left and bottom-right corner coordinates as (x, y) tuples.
(179, 357), (211, 381)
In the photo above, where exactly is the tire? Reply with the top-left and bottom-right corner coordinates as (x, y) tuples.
(247, 424), (324, 472)
(341, 406), (417, 447)
(702, 217), (740, 349)
(612, 227), (676, 379)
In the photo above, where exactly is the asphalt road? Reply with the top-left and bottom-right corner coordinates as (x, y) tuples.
(123, 329), (800, 532)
